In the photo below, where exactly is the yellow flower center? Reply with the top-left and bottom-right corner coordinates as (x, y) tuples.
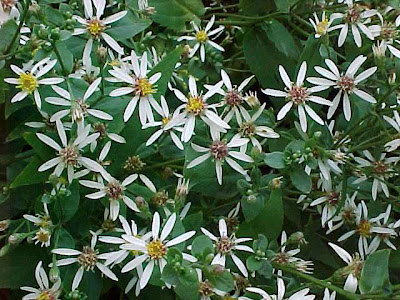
(195, 30), (208, 43)
(147, 239), (166, 260)
(36, 228), (51, 244)
(357, 220), (372, 237)
(316, 18), (329, 35)
(108, 59), (120, 67)
(36, 290), (55, 300)
(18, 72), (38, 94)
(135, 78), (156, 97)
(162, 117), (170, 126)
(186, 96), (204, 115)
(87, 18), (104, 37)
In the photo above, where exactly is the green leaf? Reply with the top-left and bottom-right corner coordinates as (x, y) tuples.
(0, 20), (18, 53)
(264, 152), (285, 169)
(290, 165), (312, 193)
(23, 132), (54, 161)
(54, 180), (80, 222)
(106, 11), (152, 41)
(274, 0), (298, 12)
(149, 0), (205, 30)
(204, 266), (234, 292)
(359, 249), (391, 294)
(241, 194), (264, 221)
(243, 26), (291, 88)
(0, 245), (48, 289)
(191, 235), (214, 257)
(54, 40), (74, 74)
(174, 267), (199, 300)
(298, 36), (323, 76)
(239, 189), (283, 240)
(149, 46), (183, 99)
(240, 0), (275, 15)
(265, 21), (299, 59)
(54, 226), (75, 248)
(11, 157), (49, 188)
(246, 256), (264, 272)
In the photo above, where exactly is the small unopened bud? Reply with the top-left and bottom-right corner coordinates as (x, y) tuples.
(250, 146), (263, 161)
(287, 231), (308, 247)
(244, 91), (260, 108)
(270, 176), (283, 189)
(204, 253), (214, 264)
(8, 233), (24, 245)
(246, 194), (257, 203)
(0, 244), (10, 257)
(97, 46), (107, 62)
(49, 265), (60, 282)
(313, 131), (322, 139)
(29, 1), (41, 14)
(135, 196), (148, 210)
(211, 264), (225, 275)
(0, 220), (10, 232)
(182, 45), (192, 59)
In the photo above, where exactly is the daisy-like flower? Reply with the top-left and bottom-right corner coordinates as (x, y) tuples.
(272, 231), (313, 274)
(46, 78), (113, 124)
(208, 69), (254, 124)
(368, 204), (400, 253)
(80, 172), (140, 220)
(21, 261), (61, 300)
(263, 62), (332, 132)
(143, 96), (184, 150)
(187, 134), (253, 185)
(310, 186), (341, 228)
(232, 103), (279, 151)
(165, 76), (230, 142)
(201, 219), (254, 277)
(307, 56), (377, 121)
(23, 203), (52, 229)
(4, 58), (64, 109)
(178, 15), (224, 62)
(52, 232), (118, 291)
(328, 243), (364, 293)
(108, 51), (162, 124)
(369, 17), (400, 59)
(37, 120), (104, 183)
(330, 0), (376, 47)
(244, 91), (260, 108)
(353, 150), (398, 200)
(120, 212), (196, 289)
(245, 271), (315, 300)
(327, 191), (358, 233)
(69, 58), (100, 82)
(72, 0), (127, 65)
(0, 0), (19, 27)
(337, 201), (395, 258)
(383, 110), (400, 151)
(309, 12), (335, 38)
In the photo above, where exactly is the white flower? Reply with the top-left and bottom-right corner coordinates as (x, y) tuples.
(337, 201), (395, 258)
(188, 134), (253, 185)
(310, 186), (341, 228)
(208, 69), (254, 124)
(72, 0), (127, 65)
(383, 110), (400, 151)
(233, 103), (279, 152)
(0, 0), (19, 27)
(119, 212), (196, 290)
(46, 78), (112, 124)
(309, 12), (335, 38)
(21, 261), (61, 300)
(178, 15), (224, 62)
(80, 172), (140, 220)
(323, 288), (336, 300)
(330, 0), (376, 47)
(52, 232), (118, 291)
(307, 56), (377, 121)
(353, 150), (398, 200)
(36, 120), (104, 183)
(368, 204), (400, 253)
(245, 271), (315, 300)
(108, 51), (163, 124)
(143, 96), (184, 150)
(327, 191), (358, 233)
(4, 58), (64, 109)
(328, 242), (363, 293)
(201, 219), (254, 277)
(165, 76), (230, 142)
(263, 62), (332, 132)
(24, 203), (53, 247)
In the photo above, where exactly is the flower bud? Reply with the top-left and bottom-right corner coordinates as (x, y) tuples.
(287, 231), (308, 247)
(97, 46), (107, 63)
(49, 265), (60, 282)
(8, 233), (24, 245)
(0, 244), (10, 257)
(0, 220), (10, 232)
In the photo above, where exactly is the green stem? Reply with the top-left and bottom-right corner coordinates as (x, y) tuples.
(3, 0), (31, 55)
(273, 263), (360, 300)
